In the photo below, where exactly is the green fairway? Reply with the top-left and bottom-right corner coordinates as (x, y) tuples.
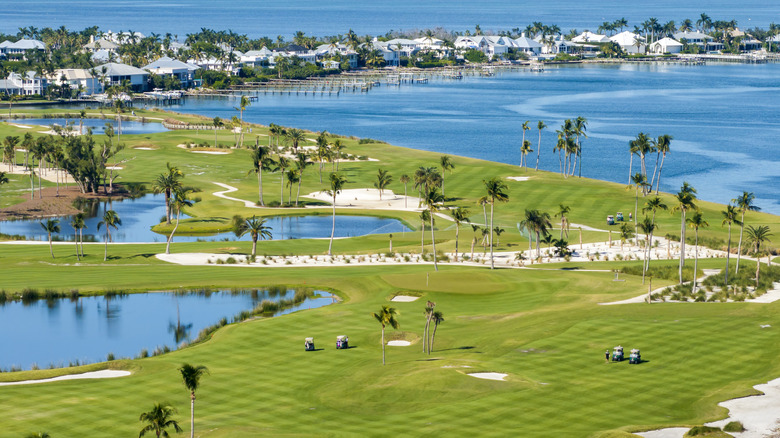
(1, 109), (779, 437)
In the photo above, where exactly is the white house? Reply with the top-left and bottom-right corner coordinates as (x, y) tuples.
(0, 39), (46, 57)
(83, 38), (119, 53)
(572, 31), (610, 44)
(454, 36), (508, 59)
(96, 62), (149, 91)
(649, 37), (683, 54)
(369, 44), (401, 67)
(142, 57), (199, 87)
(0, 71), (46, 95)
(49, 69), (102, 95)
(535, 35), (576, 55)
(314, 43), (358, 68)
(610, 31), (645, 54)
(672, 31), (723, 51)
(513, 34), (543, 56)
(413, 36), (444, 49)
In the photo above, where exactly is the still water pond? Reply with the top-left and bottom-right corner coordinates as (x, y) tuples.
(0, 194), (410, 242)
(3, 118), (169, 135)
(0, 288), (332, 370)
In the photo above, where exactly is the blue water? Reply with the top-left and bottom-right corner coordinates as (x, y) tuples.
(3, 118), (169, 135)
(170, 63), (780, 214)
(3, 0), (777, 38)
(0, 194), (410, 242)
(0, 288), (332, 370)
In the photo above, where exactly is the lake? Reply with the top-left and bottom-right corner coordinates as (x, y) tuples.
(169, 63), (780, 215)
(0, 288), (332, 370)
(3, 118), (169, 135)
(0, 193), (411, 242)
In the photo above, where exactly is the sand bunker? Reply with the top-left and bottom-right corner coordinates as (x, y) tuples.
(391, 295), (420, 302)
(468, 372), (508, 381)
(0, 370), (131, 386)
(134, 147), (155, 150)
(191, 150), (230, 154)
(106, 166), (123, 170)
(387, 340), (411, 346)
(304, 188), (422, 211)
(8, 123), (33, 129)
(506, 176), (531, 181)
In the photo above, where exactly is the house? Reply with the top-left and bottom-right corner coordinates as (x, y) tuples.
(649, 37), (683, 54)
(535, 35), (576, 55)
(380, 39), (421, 57)
(454, 36), (508, 59)
(0, 39), (46, 57)
(314, 43), (358, 69)
(513, 33), (543, 56)
(83, 37), (119, 53)
(413, 36), (444, 49)
(729, 29), (762, 51)
(102, 31), (146, 45)
(610, 31), (645, 54)
(142, 57), (199, 87)
(49, 69), (102, 95)
(571, 31), (610, 44)
(95, 62), (149, 92)
(241, 47), (274, 67)
(0, 71), (46, 95)
(369, 43), (401, 67)
(672, 31), (722, 51)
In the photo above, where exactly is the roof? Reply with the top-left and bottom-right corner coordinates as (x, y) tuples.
(84, 39), (119, 50)
(96, 62), (149, 77)
(1, 39), (46, 50)
(514, 35), (542, 49)
(652, 37), (683, 47)
(143, 56), (198, 72)
(610, 31), (644, 46)
(572, 31), (609, 43)
(673, 31), (712, 41)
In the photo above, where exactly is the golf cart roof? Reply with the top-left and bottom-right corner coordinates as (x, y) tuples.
(337, 335), (346, 340)
(631, 349), (640, 353)
(305, 337), (314, 342)
(613, 345), (623, 350)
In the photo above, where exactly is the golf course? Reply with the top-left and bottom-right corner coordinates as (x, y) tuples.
(0, 108), (779, 437)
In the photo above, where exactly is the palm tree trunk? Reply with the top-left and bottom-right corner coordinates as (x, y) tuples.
(489, 203), (495, 269)
(725, 223), (732, 286)
(655, 153), (666, 194)
(536, 231), (541, 258)
(166, 210), (181, 254)
(429, 323), (439, 355)
(381, 326), (386, 365)
(430, 213), (438, 271)
(165, 189), (171, 224)
(48, 233), (53, 258)
(628, 153), (634, 185)
(104, 231), (109, 261)
(75, 235), (80, 260)
(80, 228), (84, 257)
(258, 171), (264, 206)
(328, 196), (336, 256)
(736, 211), (745, 273)
(692, 229), (699, 293)
(650, 152), (660, 190)
(252, 237), (257, 258)
(403, 183), (407, 208)
(536, 131), (541, 170)
(190, 394), (196, 438)
(454, 224), (460, 262)
(420, 220), (425, 254)
(296, 179), (302, 207)
(679, 211), (686, 284)
(280, 173), (284, 206)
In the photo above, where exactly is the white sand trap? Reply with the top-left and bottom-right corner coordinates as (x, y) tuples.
(387, 340), (411, 346)
(0, 370), (131, 386)
(391, 295), (420, 302)
(506, 176), (531, 181)
(191, 150), (230, 154)
(106, 166), (123, 170)
(9, 123), (33, 129)
(134, 147), (155, 150)
(636, 427), (690, 438)
(468, 372), (508, 381)
(304, 188), (422, 211)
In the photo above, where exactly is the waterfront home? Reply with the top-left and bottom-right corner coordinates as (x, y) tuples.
(83, 37), (119, 53)
(380, 38), (421, 57)
(142, 57), (199, 87)
(0, 39), (46, 58)
(413, 36), (444, 49)
(314, 44), (358, 69)
(102, 31), (146, 45)
(48, 69), (102, 95)
(513, 33), (543, 56)
(534, 35), (576, 55)
(368, 42), (401, 67)
(609, 31), (646, 54)
(571, 31), (610, 44)
(649, 37), (683, 54)
(0, 71), (46, 95)
(729, 29), (762, 51)
(95, 62), (149, 92)
(454, 36), (509, 59)
(672, 31), (723, 51)
(240, 47), (274, 67)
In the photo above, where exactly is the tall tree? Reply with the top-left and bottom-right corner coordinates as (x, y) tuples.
(238, 216), (273, 258)
(138, 402), (183, 438)
(428, 310), (444, 355)
(535, 120), (546, 171)
(451, 206), (470, 262)
(687, 211), (709, 293)
(439, 155), (454, 197)
(520, 120), (530, 167)
(372, 305), (399, 365)
(424, 187), (445, 271)
(652, 134), (672, 194)
(179, 363), (209, 438)
(399, 174), (410, 208)
(70, 212), (86, 260)
(642, 196), (668, 278)
(720, 205), (741, 287)
(248, 141), (272, 206)
(235, 95), (251, 148)
(166, 190), (194, 255)
(520, 140), (533, 169)
(422, 301), (435, 354)
(483, 177), (509, 269)
(40, 219), (60, 258)
(629, 172), (649, 236)
(293, 152), (311, 206)
(574, 116), (587, 178)
(152, 163), (184, 224)
(327, 173), (348, 256)
(212, 117), (222, 148)
(672, 183), (697, 285)
(555, 204), (571, 239)
(97, 209), (121, 261)
(285, 128), (306, 153)
(733, 191), (760, 274)
(373, 168), (393, 201)
(745, 225), (773, 288)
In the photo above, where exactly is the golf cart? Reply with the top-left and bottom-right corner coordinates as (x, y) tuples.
(336, 335), (349, 349)
(305, 337), (315, 351)
(611, 345), (624, 362)
(616, 212), (624, 222)
(629, 349), (641, 364)
(607, 215), (615, 226)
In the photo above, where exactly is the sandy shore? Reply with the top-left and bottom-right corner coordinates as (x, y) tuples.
(0, 370), (131, 386)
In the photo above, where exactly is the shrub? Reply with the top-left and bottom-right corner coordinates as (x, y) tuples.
(684, 425), (722, 436)
(723, 421), (744, 432)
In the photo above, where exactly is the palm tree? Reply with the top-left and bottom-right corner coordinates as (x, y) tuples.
(733, 191), (761, 274)
(721, 205), (741, 287)
(152, 163), (184, 224)
(238, 216), (273, 258)
(97, 209), (121, 261)
(746, 225), (773, 288)
(629, 172), (649, 235)
(372, 305), (399, 365)
(40, 219), (60, 258)
(422, 301), (435, 353)
(672, 183), (697, 285)
(139, 402), (183, 438)
(637, 217), (657, 283)
(687, 211), (709, 293)
(627, 138), (639, 185)
(236, 95), (251, 148)
(652, 134), (672, 194)
(212, 117), (222, 148)
(424, 187), (445, 271)
(428, 310), (444, 355)
(520, 120), (530, 166)
(520, 140), (533, 169)
(0, 171), (8, 188)
(293, 152), (311, 206)
(179, 363), (209, 438)
(451, 207), (470, 262)
(285, 128), (306, 153)
(374, 168), (393, 201)
(249, 142), (272, 206)
(399, 174), (410, 208)
(439, 155), (454, 197)
(535, 120), (546, 170)
(555, 204), (570, 239)
(574, 116), (587, 178)
(483, 177), (509, 269)
(285, 169), (299, 206)
(71, 213), (86, 260)
(166, 190), (194, 255)
(642, 196), (668, 277)
(419, 210), (431, 254)
(327, 173), (348, 256)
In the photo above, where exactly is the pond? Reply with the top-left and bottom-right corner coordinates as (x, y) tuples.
(0, 193), (410, 242)
(0, 288), (333, 370)
(3, 118), (169, 135)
